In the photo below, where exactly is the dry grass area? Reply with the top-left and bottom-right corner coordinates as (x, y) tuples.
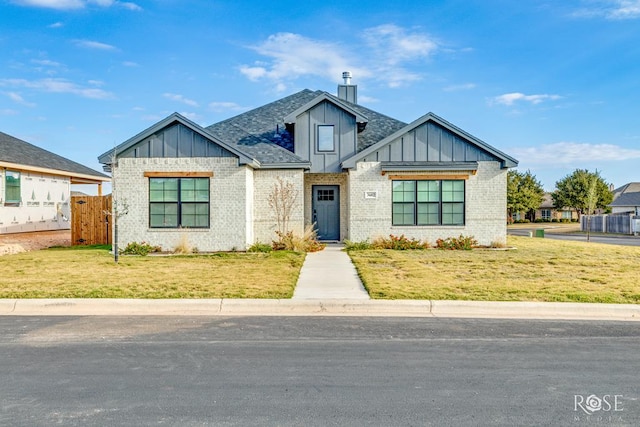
(347, 236), (640, 303)
(0, 246), (305, 299)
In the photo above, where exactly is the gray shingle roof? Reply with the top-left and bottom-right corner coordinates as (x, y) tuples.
(0, 131), (109, 179)
(611, 182), (640, 207)
(205, 89), (407, 165)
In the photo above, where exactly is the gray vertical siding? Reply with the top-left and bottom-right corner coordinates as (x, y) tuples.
(362, 121), (495, 163)
(293, 100), (358, 173)
(120, 123), (236, 159)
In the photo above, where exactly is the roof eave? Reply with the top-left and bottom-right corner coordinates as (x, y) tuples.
(0, 160), (110, 183)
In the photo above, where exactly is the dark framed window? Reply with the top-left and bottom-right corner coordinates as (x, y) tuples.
(5, 170), (21, 206)
(317, 125), (335, 152)
(149, 177), (209, 228)
(392, 179), (465, 226)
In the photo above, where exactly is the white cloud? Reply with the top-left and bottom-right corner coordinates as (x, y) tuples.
(14, 0), (84, 9)
(48, 21), (64, 28)
(491, 92), (562, 106)
(122, 61), (139, 67)
(0, 78), (114, 99)
(13, 0), (141, 10)
(163, 93), (199, 107)
(178, 112), (202, 122)
(443, 83), (476, 92)
(511, 142), (640, 165)
(208, 101), (250, 113)
(0, 109), (19, 115)
(574, 0), (640, 20)
(5, 92), (36, 107)
(32, 59), (63, 67)
(74, 39), (118, 51)
(240, 32), (364, 92)
(239, 24), (440, 90)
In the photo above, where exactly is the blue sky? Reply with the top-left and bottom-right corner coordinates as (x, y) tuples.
(2, 0), (640, 194)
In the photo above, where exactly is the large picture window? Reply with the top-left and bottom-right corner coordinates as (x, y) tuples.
(392, 179), (465, 226)
(5, 170), (21, 205)
(149, 177), (210, 228)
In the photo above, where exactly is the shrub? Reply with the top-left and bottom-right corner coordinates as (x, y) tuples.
(344, 240), (373, 250)
(120, 241), (161, 256)
(272, 224), (326, 252)
(371, 234), (430, 250)
(248, 242), (273, 253)
(173, 234), (192, 254)
(435, 235), (478, 250)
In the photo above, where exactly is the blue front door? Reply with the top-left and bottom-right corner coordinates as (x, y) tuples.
(312, 185), (340, 240)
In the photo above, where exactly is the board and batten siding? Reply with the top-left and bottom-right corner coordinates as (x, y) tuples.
(361, 121), (496, 163)
(293, 101), (358, 173)
(119, 123), (236, 159)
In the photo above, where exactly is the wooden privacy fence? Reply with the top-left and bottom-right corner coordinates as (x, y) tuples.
(71, 195), (112, 245)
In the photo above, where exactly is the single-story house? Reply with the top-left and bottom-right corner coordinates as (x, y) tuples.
(609, 183), (640, 215)
(98, 74), (518, 251)
(534, 193), (578, 221)
(0, 131), (110, 234)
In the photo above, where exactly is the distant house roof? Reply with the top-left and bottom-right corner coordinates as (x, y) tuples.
(610, 182), (640, 208)
(0, 131), (110, 184)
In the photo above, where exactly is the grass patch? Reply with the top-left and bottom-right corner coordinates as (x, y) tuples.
(0, 246), (305, 299)
(348, 236), (640, 303)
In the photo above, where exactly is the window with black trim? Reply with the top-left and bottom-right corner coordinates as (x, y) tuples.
(5, 170), (21, 206)
(149, 177), (210, 228)
(392, 180), (465, 226)
(317, 125), (335, 152)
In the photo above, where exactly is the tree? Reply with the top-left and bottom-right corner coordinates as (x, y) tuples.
(507, 170), (545, 221)
(267, 177), (298, 237)
(552, 169), (613, 219)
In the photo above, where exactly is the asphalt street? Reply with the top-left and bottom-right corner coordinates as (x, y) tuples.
(508, 228), (640, 246)
(1, 316), (638, 426)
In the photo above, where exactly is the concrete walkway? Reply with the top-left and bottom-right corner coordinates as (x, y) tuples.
(293, 244), (369, 300)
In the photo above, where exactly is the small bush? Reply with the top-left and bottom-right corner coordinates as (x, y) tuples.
(120, 241), (161, 256)
(344, 240), (373, 250)
(435, 235), (478, 250)
(489, 240), (507, 249)
(514, 219), (531, 224)
(248, 242), (273, 253)
(371, 234), (430, 250)
(272, 225), (326, 252)
(173, 235), (192, 254)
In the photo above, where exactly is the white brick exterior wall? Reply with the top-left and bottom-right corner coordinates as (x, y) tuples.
(348, 161), (507, 246)
(113, 157), (251, 252)
(112, 157), (507, 250)
(252, 169), (305, 244)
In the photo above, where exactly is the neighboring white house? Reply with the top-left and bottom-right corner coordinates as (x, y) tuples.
(98, 75), (518, 251)
(1, 131), (110, 234)
(610, 183), (640, 215)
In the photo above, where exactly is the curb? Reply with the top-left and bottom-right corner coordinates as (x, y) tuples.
(1, 299), (639, 320)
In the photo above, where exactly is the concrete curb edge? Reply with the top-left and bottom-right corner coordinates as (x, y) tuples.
(1, 299), (639, 320)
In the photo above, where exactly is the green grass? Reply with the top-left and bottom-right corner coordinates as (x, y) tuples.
(347, 236), (640, 303)
(0, 246), (305, 299)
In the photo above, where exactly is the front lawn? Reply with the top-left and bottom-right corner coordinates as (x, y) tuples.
(347, 236), (640, 303)
(0, 246), (305, 299)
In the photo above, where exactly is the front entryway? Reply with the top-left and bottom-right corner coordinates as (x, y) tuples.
(312, 185), (340, 240)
